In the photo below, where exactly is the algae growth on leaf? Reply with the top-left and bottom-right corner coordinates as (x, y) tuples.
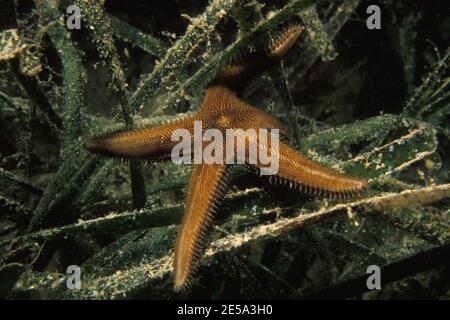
(0, 0), (449, 300)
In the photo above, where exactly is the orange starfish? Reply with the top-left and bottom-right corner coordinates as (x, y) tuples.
(85, 25), (367, 291)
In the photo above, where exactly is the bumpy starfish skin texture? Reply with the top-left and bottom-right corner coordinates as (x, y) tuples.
(85, 25), (367, 291)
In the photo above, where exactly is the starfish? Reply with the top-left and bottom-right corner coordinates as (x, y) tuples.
(85, 25), (367, 291)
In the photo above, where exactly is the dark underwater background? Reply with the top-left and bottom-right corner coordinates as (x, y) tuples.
(0, 0), (449, 299)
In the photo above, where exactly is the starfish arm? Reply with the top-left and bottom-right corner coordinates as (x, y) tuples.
(210, 25), (303, 94)
(84, 115), (198, 160)
(173, 163), (228, 291)
(260, 142), (367, 196)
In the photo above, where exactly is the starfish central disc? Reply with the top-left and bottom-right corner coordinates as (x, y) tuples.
(85, 24), (368, 291)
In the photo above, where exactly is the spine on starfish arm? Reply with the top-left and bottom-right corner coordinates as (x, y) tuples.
(212, 24), (303, 93)
(84, 115), (198, 159)
(173, 163), (228, 291)
(268, 143), (367, 197)
(265, 24), (304, 60)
